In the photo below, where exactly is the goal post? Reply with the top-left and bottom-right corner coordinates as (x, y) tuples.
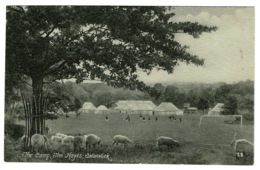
(199, 115), (243, 130)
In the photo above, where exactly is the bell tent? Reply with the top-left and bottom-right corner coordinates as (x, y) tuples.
(81, 102), (96, 114)
(208, 103), (224, 115)
(95, 105), (109, 114)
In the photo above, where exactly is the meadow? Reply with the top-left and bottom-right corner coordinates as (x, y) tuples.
(5, 112), (254, 164)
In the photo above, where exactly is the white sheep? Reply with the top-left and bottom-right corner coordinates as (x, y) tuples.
(51, 135), (63, 143)
(50, 136), (63, 148)
(62, 135), (75, 151)
(84, 134), (101, 149)
(112, 135), (133, 146)
(157, 136), (180, 150)
(74, 135), (86, 152)
(30, 134), (48, 153)
(231, 132), (254, 159)
(55, 133), (68, 139)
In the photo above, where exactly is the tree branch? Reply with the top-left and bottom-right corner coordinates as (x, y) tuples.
(8, 6), (23, 14)
(45, 26), (56, 38)
(81, 77), (101, 81)
(44, 59), (69, 76)
(43, 79), (58, 84)
(21, 80), (32, 87)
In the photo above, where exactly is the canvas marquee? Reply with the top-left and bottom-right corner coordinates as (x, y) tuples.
(114, 100), (157, 115)
(154, 102), (183, 115)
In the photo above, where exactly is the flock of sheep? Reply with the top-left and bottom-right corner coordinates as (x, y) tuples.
(24, 131), (254, 161)
(23, 133), (180, 153)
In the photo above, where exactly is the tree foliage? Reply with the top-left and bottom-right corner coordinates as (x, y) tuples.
(197, 98), (209, 114)
(6, 6), (217, 97)
(221, 95), (238, 115)
(6, 6), (217, 135)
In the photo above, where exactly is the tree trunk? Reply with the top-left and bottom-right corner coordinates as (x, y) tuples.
(31, 76), (44, 136)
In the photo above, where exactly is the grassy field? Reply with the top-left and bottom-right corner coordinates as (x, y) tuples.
(5, 112), (254, 164)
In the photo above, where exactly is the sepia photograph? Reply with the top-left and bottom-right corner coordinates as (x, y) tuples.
(3, 3), (255, 166)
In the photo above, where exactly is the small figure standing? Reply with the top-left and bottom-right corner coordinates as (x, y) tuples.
(125, 114), (130, 122)
(76, 111), (80, 118)
(45, 125), (51, 135)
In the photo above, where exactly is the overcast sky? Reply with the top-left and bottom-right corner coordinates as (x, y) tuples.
(138, 6), (254, 84)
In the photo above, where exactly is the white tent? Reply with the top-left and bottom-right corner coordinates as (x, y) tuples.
(95, 105), (109, 114)
(67, 111), (77, 115)
(208, 103), (224, 115)
(57, 108), (65, 115)
(81, 102), (96, 114)
(114, 100), (157, 115)
(154, 102), (183, 116)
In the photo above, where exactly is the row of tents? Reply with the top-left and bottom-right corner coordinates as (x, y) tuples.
(57, 100), (225, 116)
(7, 100), (225, 117)
(79, 100), (184, 116)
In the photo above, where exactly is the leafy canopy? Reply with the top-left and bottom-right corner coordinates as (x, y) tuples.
(6, 6), (217, 96)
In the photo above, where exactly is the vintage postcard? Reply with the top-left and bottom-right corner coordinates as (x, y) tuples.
(4, 5), (254, 166)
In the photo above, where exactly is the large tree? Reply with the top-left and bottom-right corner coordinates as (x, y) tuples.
(197, 98), (209, 114)
(221, 95), (238, 115)
(6, 6), (217, 135)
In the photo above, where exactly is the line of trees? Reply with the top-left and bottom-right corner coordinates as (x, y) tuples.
(7, 80), (253, 115)
(5, 79), (253, 119)
(154, 80), (253, 114)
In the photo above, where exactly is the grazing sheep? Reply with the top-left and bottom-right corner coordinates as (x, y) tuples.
(31, 134), (48, 153)
(231, 132), (254, 159)
(84, 134), (101, 149)
(113, 135), (133, 146)
(62, 136), (74, 151)
(50, 136), (63, 150)
(74, 135), (86, 152)
(157, 136), (180, 151)
(55, 133), (67, 139)
(51, 136), (63, 144)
